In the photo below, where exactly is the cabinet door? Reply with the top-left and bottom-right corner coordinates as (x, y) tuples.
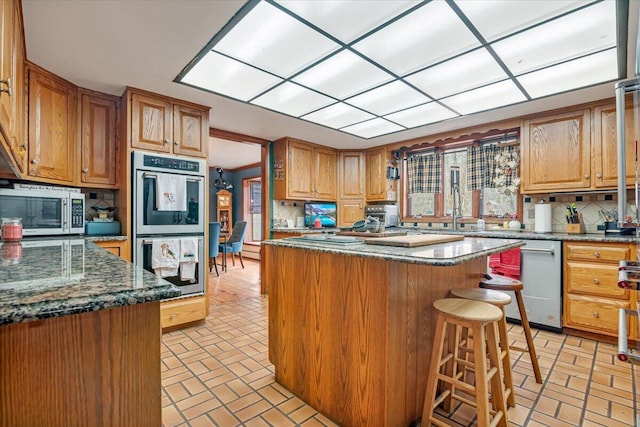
(131, 93), (172, 153)
(366, 147), (389, 201)
(0, 0), (14, 140)
(173, 103), (208, 158)
(314, 146), (337, 201)
(521, 109), (591, 193)
(339, 199), (364, 227)
(339, 151), (364, 199)
(27, 69), (76, 183)
(287, 140), (315, 199)
(80, 93), (117, 187)
(8, 0), (25, 174)
(593, 101), (638, 188)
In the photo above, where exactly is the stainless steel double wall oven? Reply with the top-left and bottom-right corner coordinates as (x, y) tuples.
(132, 151), (206, 297)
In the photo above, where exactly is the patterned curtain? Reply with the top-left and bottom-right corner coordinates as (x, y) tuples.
(407, 151), (442, 194)
(466, 145), (520, 192)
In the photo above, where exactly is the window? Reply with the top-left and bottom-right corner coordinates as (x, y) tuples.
(404, 134), (520, 221)
(243, 177), (262, 242)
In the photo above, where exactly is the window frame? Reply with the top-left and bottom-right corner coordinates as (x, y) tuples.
(400, 133), (522, 225)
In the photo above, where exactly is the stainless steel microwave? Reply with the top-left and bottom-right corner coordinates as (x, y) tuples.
(0, 188), (85, 236)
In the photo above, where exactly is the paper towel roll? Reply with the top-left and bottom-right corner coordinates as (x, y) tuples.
(534, 203), (552, 233)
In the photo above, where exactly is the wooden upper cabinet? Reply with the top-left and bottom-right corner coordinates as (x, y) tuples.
(130, 90), (208, 158)
(285, 139), (314, 199)
(521, 109), (591, 193)
(131, 93), (172, 153)
(79, 91), (118, 187)
(339, 151), (364, 199)
(272, 137), (337, 201)
(314, 146), (337, 200)
(0, 0), (26, 174)
(366, 146), (394, 201)
(593, 101), (638, 189)
(27, 66), (76, 183)
(173, 103), (208, 157)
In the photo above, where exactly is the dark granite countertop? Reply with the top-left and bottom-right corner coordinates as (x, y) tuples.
(263, 235), (524, 266)
(0, 238), (179, 326)
(84, 235), (128, 242)
(412, 228), (639, 243)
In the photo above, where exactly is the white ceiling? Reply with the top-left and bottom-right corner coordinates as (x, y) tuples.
(20, 1), (640, 167)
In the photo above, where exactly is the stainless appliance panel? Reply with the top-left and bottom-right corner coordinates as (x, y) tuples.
(0, 189), (84, 236)
(132, 151), (206, 236)
(134, 236), (205, 297)
(489, 239), (562, 331)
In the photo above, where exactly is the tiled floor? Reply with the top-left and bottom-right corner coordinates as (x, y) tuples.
(162, 260), (639, 426)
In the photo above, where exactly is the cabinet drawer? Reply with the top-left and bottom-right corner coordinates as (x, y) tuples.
(565, 244), (629, 263)
(161, 297), (206, 329)
(564, 294), (629, 336)
(565, 262), (628, 299)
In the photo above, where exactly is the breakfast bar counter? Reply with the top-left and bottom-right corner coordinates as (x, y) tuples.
(262, 236), (524, 427)
(0, 238), (179, 426)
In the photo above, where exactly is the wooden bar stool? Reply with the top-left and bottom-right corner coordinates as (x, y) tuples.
(422, 298), (508, 427)
(449, 288), (515, 408)
(479, 274), (543, 384)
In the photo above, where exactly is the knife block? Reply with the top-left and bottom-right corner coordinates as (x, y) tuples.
(566, 214), (586, 234)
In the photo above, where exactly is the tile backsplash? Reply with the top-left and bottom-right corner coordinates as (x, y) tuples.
(272, 200), (304, 227)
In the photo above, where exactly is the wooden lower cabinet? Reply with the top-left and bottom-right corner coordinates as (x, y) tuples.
(93, 239), (128, 260)
(272, 231), (302, 239)
(161, 296), (206, 330)
(0, 302), (162, 426)
(563, 241), (633, 338)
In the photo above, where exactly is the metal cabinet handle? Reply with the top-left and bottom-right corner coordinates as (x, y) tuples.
(594, 278), (600, 284)
(82, 168), (89, 173)
(596, 173), (602, 178)
(593, 311), (599, 318)
(170, 314), (176, 320)
(584, 174), (590, 179)
(31, 158), (39, 165)
(164, 139), (170, 144)
(0, 78), (12, 96)
(594, 252), (600, 258)
(174, 141), (178, 146)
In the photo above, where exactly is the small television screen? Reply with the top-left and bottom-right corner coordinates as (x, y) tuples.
(304, 202), (337, 228)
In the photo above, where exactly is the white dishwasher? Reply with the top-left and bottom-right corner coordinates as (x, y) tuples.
(489, 239), (563, 332)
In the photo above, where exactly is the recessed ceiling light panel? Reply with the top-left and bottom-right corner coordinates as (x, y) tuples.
(341, 118), (405, 139)
(385, 102), (458, 128)
(251, 81), (335, 117)
(406, 48), (508, 100)
(456, 0), (585, 42)
(292, 50), (394, 99)
(440, 80), (526, 115)
(346, 80), (431, 116)
(517, 48), (618, 99)
(276, 0), (416, 43)
(353, 1), (479, 75)
(492, 1), (616, 75)
(301, 103), (375, 129)
(180, 52), (282, 101)
(214, 1), (340, 77)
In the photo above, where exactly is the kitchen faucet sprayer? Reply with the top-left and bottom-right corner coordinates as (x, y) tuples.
(450, 166), (462, 230)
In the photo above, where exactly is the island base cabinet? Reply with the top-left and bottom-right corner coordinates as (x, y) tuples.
(265, 244), (486, 427)
(0, 302), (162, 427)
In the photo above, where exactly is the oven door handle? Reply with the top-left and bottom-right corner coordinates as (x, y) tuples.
(521, 247), (554, 255)
(140, 237), (203, 245)
(142, 172), (202, 183)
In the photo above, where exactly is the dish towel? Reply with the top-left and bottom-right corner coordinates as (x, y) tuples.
(489, 247), (521, 280)
(180, 238), (199, 282)
(151, 239), (180, 278)
(156, 173), (187, 211)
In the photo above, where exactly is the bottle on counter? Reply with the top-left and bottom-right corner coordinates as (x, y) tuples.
(1, 218), (23, 242)
(476, 216), (485, 231)
(313, 217), (322, 228)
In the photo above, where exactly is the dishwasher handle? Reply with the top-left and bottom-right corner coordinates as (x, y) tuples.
(521, 247), (555, 255)
(618, 308), (640, 364)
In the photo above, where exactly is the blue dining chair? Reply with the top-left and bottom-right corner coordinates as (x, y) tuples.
(220, 221), (247, 269)
(209, 222), (221, 276)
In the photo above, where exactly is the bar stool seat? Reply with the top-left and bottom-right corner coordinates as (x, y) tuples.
(422, 298), (508, 427)
(479, 274), (543, 384)
(450, 288), (516, 408)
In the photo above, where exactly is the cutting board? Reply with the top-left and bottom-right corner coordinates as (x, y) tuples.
(337, 230), (408, 238)
(364, 234), (464, 247)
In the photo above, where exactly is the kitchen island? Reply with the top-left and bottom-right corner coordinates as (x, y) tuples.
(262, 235), (524, 427)
(0, 238), (179, 427)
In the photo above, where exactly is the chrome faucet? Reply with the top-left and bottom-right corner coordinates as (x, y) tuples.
(451, 166), (462, 231)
